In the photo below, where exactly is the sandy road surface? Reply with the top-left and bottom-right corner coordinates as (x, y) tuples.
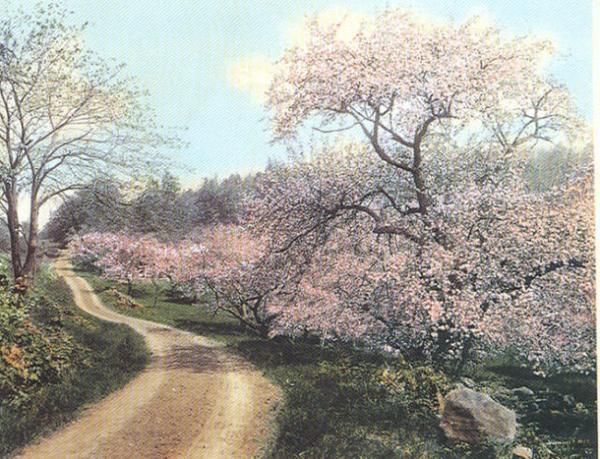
(15, 256), (280, 459)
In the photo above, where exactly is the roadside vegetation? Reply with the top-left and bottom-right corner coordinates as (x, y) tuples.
(0, 1), (593, 457)
(81, 269), (597, 458)
(0, 263), (148, 457)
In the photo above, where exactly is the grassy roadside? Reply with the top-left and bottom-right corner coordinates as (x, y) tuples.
(0, 265), (148, 458)
(76, 271), (244, 344)
(81, 270), (597, 458)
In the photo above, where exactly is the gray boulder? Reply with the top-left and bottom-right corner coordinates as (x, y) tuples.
(512, 445), (533, 459)
(460, 377), (476, 388)
(511, 386), (534, 398)
(440, 387), (517, 444)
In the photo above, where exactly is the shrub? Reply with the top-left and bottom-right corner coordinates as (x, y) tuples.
(0, 275), (84, 409)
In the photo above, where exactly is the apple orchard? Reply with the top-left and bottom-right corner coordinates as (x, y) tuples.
(73, 9), (594, 376)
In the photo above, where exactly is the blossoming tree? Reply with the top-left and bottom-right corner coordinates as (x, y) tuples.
(197, 225), (310, 336)
(267, 9), (579, 237)
(73, 232), (206, 305)
(73, 233), (152, 295)
(253, 146), (594, 373)
(259, 8), (593, 373)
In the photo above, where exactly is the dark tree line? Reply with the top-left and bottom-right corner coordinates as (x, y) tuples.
(44, 172), (259, 243)
(43, 144), (588, 245)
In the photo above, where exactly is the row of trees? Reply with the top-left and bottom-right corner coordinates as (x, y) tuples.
(74, 153), (594, 374)
(45, 172), (258, 243)
(73, 8), (594, 375)
(72, 226), (282, 334)
(0, 3), (177, 286)
(47, 139), (588, 246)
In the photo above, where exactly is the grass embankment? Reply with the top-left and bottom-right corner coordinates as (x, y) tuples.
(82, 271), (597, 459)
(0, 265), (148, 458)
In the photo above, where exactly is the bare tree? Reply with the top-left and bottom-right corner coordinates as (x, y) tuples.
(0, 3), (170, 285)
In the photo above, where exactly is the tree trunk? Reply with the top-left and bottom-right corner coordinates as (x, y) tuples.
(238, 303), (250, 332)
(152, 280), (160, 307)
(455, 334), (474, 376)
(4, 182), (22, 280)
(20, 195), (40, 286)
(411, 144), (429, 215)
(3, 179), (43, 290)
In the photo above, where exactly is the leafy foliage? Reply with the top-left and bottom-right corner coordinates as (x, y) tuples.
(0, 271), (82, 409)
(84, 269), (597, 458)
(46, 172), (259, 243)
(0, 264), (148, 456)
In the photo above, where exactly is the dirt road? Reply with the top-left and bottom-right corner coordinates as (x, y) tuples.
(16, 256), (280, 459)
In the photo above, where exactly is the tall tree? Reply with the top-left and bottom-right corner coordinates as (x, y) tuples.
(43, 179), (128, 243)
(131, 172), (188, 238)
(267, 9), (580, 240)
(261, 8), (592, 372)
(0, 3), (168, 284)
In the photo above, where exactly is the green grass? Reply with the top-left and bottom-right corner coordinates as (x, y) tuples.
(78, 272), (246, 345)
(80, 269), (597, 459)
(0, 266), (148, 458)
(462, 356), (597, 457)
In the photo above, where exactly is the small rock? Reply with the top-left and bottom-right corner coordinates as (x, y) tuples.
(440, 387), (517, 444)
(512, 445), (533, 459)
(563, 394), (576, 407)
(528, 402), (540, 412)
(460, 377), (476, 388)
(493, 385), (512, 398)
(494, 385), (511, 394)
(512, 386), (534, 398)
(110, 289), (143, 309)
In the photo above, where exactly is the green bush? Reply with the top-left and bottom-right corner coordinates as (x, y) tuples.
(379, 361), (450, 413)
(0, 274), (84, 410)
(0, 266), (148, 457)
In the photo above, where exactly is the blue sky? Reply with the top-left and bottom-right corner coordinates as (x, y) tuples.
(19, 1), (594, 188)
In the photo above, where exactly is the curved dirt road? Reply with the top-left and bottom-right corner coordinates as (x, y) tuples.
(16, 256), (280, 459)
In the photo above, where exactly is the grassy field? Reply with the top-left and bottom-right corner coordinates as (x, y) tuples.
(82, 271), (597, 459)
(0, 266), (148, 458)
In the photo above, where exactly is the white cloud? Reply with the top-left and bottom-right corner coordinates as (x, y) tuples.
(226, 55), (274, 103)
(227, 7), (373, 103)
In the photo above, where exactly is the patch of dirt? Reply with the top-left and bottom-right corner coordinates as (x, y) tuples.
(15, 256), (281, 459)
